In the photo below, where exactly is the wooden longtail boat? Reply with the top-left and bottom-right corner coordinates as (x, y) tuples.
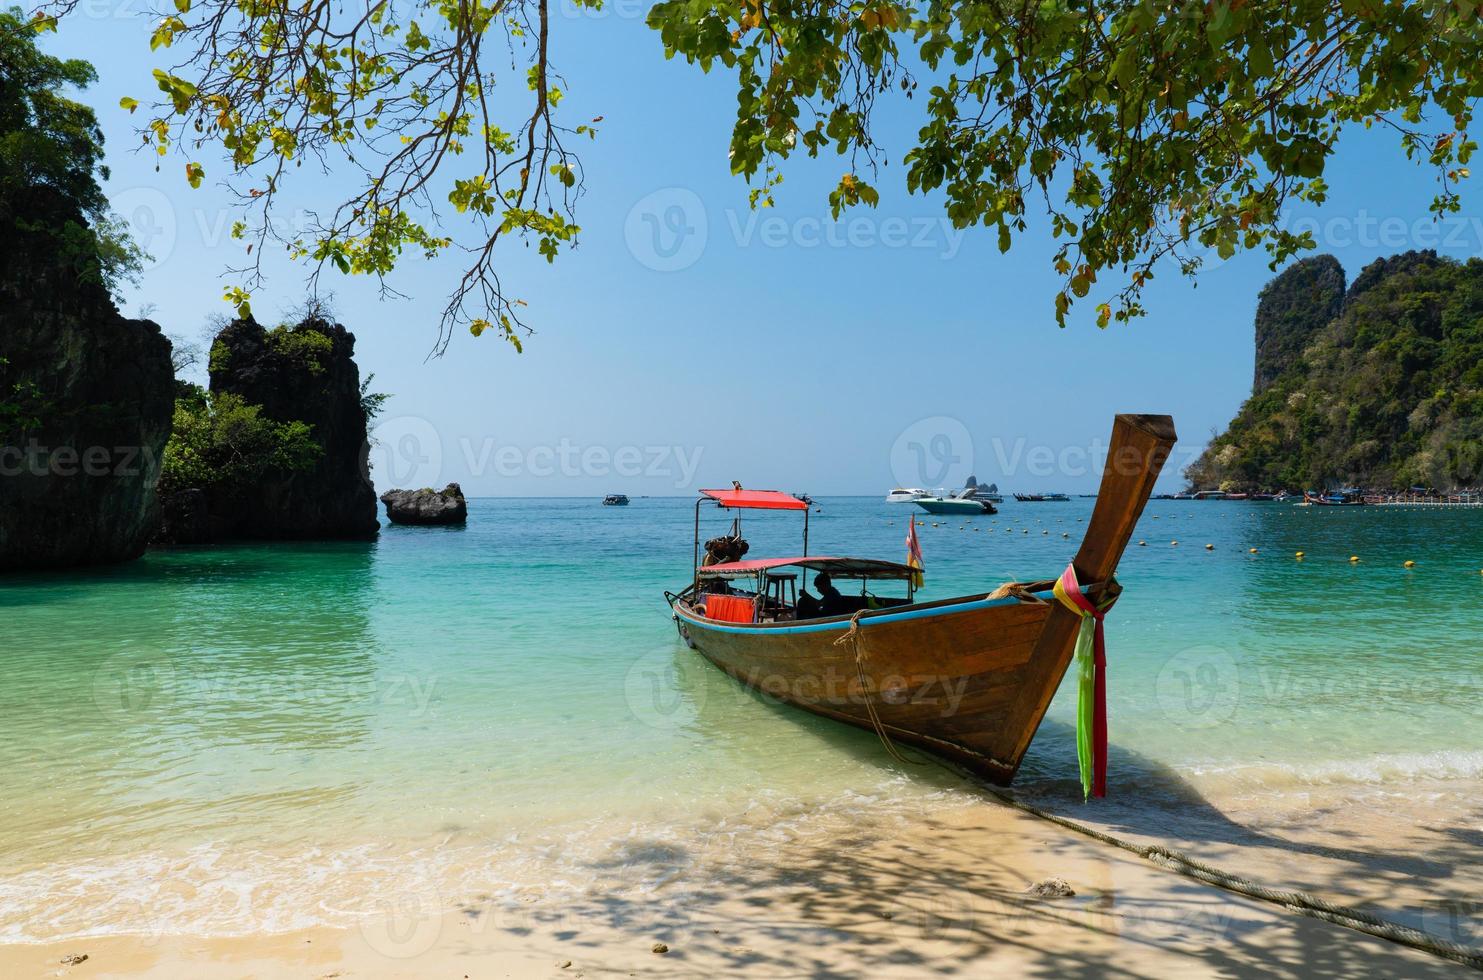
(666, 414), (1176, 785)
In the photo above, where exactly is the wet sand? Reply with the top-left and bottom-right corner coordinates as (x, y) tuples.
(2, 800), (1464, 979)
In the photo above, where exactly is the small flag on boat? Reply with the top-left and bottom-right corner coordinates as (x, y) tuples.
(906, 517), (925, 589)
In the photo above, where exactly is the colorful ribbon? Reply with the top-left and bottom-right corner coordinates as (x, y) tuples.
(1053, 564), (1117, 800)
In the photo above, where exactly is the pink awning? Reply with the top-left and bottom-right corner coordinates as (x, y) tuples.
(700, 489), (809, 511)
(700, 556), (835, 574)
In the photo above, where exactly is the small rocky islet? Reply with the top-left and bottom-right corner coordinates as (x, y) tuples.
(379, 483), (468, 526)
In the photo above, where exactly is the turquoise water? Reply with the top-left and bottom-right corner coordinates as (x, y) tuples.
(2, 497), (1480, 939)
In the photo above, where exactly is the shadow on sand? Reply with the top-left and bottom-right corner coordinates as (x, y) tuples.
(511, 648), (1481, 975)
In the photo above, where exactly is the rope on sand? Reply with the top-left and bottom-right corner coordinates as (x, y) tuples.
(830, 596), (1483, 970)
(980, 784), (1483, 972)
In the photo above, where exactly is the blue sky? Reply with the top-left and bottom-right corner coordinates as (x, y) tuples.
(43, 7), (1483, 496)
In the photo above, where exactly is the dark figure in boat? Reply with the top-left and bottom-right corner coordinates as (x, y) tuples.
(815, 572), (847, 616)
(793, 571), (904, 621)
(794, 573), (839, 619)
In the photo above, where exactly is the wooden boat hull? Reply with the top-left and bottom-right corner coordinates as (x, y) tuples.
(674, 590), (1055, 782)
(669, 414), (1177, 784)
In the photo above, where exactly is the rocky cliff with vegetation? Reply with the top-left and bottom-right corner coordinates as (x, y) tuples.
(155, 316), (379, 542)
(1250, 255), (1347, 395)
(0, 209), (175, 569)
(0, 18), (174, 570)
(2, 17), (381, 565)
(1187, 251), (1483, 491)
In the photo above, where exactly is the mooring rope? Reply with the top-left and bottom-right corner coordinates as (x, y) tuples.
(979, 783), (1483, 971)
(833, 610), (928, 768)
(829, 592), (1483, 970)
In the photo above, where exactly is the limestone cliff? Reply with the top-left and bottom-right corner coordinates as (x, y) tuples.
(0, 190), (174, 570)
(202, 317), (379, 540)
(1251, 254), (1346, 395)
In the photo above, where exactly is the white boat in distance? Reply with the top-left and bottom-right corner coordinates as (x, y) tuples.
(888, 476), (1000, 505)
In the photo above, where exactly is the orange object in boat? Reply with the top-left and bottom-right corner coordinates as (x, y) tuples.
(703, 593), (756, 623)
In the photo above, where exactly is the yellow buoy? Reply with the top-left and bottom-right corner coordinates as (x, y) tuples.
(1249, 548), (1258, 554)
(1404, 560), (1415, 568)
(1205, 543), (1214, 550)
(1138, 540), (1147, 546)
(1171, 540), (1179, 546)
(1295, 551), (1305, 558)
(1349, 555), (1360, 563)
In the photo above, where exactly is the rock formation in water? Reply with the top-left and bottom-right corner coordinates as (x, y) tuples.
(379, 483), (468, 525)
(0, 189), (175, 570)
(1188, 251), (1483, 491)
(1251, 255), (1346, 395)
(154, 486), (213, 545)
(195, 317), (380, 540)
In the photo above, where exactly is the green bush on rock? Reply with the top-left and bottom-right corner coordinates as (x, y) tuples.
(159, 389), (321, 497)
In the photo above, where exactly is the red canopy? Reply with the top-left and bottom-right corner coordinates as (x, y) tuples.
(700, 489), (809, 511)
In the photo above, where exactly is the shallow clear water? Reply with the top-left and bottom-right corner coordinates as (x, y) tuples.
(2, 497), (1480, 939)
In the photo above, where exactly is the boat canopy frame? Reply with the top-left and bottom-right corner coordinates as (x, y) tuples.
(693, 489), (811, 596)
(697, 556), (919, 581)
(691, 489), (924, 605)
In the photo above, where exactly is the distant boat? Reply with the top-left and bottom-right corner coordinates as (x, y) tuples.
(1224, 492), (1250, 501)
(1192, 490), (1227, 500)
(602, 493), (630, 506)
(915, 479), (999, 514)
(666, 414), (1178, 786)
(1013, 492), (1070, 502)
(1303, 490), (1365, 506)
(915, 495), (997, 515)
(1170, 492), (1195, 500)
(886, 487), (929, 504)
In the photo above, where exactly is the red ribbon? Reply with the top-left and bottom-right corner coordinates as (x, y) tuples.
(1058, 566), (1109, 799)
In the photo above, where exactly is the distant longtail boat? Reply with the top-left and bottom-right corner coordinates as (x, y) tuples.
(666, 415), (1176, 791)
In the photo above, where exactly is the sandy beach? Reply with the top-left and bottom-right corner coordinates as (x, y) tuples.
(4, 794), (1470, 979)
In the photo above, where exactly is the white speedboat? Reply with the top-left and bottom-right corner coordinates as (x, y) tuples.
(915, 495), (996, 515)
(885, 488), (929, 504)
